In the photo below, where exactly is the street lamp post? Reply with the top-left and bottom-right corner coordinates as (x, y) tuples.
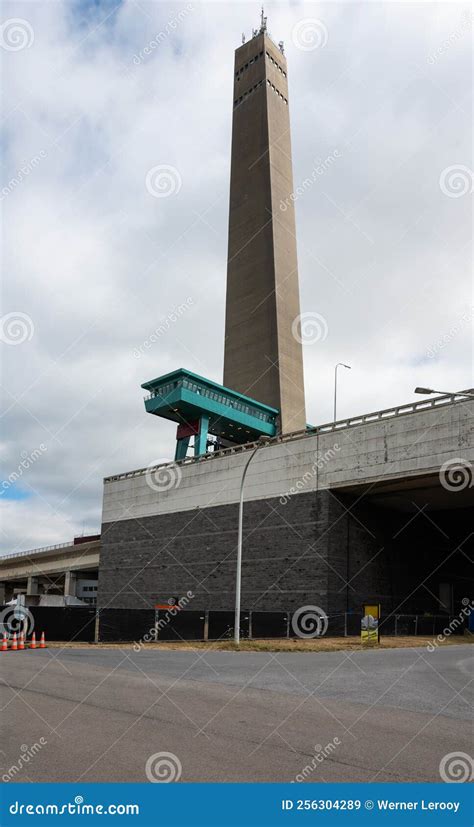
(234, 437), (270, 645)
(414, 387), (474, 400)
(334, 363), (351, 422)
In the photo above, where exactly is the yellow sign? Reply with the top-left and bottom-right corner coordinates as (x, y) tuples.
(361, 603), (380, 643)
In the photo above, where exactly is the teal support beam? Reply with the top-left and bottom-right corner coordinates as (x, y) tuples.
(194, 414), (209, 457)
(175, 436), (190, 461)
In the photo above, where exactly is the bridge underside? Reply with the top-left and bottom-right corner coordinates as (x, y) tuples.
(334, 472), (472, 616)
(339, 471), (473, 511)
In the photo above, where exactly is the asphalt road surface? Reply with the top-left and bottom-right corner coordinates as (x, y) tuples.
(0, 645), (472, 783)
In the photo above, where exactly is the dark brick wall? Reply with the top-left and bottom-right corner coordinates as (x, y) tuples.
(98, 490), (472, 620)
(98, 491), (383, 615)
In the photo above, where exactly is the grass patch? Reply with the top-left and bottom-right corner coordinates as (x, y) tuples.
(47, 634), (473, 653)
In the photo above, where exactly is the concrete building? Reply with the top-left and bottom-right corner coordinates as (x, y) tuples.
(223, 22), (306, 434)
(99, 393), (473, 623)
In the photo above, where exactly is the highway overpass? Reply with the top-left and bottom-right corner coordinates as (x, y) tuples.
(0, 537), (100, 605)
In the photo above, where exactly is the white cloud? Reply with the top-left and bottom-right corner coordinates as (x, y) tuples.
(1, 0), (472, 553)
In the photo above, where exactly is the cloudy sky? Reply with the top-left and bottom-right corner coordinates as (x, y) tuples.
(0, 0), (472, 554)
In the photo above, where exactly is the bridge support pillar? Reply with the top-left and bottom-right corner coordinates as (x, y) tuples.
(0, 583), (5, 604)
(27, 576), (39, 595)
(64, 571), (77, 597)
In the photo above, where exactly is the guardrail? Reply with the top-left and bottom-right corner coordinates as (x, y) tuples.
(105, 391), (472, 483)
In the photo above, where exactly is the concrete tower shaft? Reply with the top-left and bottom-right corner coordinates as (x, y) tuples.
(223, 31), (306, 434)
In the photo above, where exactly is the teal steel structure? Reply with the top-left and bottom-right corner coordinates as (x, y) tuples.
(142, 369), (279, 461)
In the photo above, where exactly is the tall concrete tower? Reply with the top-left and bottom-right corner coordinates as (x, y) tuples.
(223, 16), (306, 434)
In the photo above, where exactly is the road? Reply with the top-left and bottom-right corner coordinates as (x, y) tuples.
(0, 645), (472, 783)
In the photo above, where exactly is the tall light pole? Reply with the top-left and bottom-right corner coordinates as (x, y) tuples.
(234, 436), (270, 645)
(414, 387), (474, 400)
(334, 363), (351, 422)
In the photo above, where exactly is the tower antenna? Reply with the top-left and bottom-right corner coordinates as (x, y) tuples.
(260, 5), (267, 34)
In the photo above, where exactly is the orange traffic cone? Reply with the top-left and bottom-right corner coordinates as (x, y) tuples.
(1, 634), (7, 652)
(11, 632), (18, 651)
(19, 630), (25, 650)
(39, 632), (46, 649)
(30, 632), (36, 650)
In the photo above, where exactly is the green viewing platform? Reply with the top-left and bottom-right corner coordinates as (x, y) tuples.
(142, 369), (279, 460)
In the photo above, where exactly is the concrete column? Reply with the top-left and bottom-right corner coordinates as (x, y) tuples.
(27, 576), (39, 595)
(64, 571), (77, 597)
(0, 583), (6, 604)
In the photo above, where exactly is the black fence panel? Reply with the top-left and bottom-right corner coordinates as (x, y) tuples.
(2, 605), (464, 643)
(157, 610), (206, 641)
(346, 613), (361, 636)
(289, 610), (345, 638)
(29, 607), (96, 642)
(378, 615), (396, 635)
(433, 615), (465, 636)
(251, 611), (288, 639)
(416, 616), (436, 636)
(327, 613), (346, 636)
(208, 611), (249, 641)
(99, 609), (154, 642)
